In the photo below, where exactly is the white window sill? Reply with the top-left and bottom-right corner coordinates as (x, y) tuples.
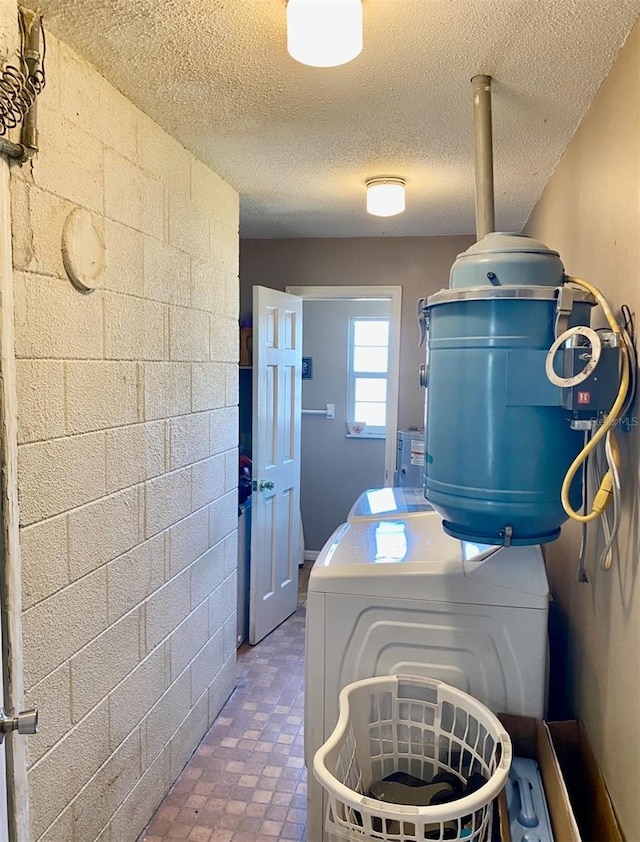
(345, 433), (386, 440)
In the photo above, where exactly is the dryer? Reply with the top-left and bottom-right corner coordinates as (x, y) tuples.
(305, 511), (549, 842)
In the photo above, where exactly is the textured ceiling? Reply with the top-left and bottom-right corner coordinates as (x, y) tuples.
(24, 0), (640, 238)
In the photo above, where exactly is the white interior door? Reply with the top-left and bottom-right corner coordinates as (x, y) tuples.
(249, 287), (302, 645)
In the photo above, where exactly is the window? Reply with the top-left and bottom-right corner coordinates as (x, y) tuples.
(347, 318), (390, 437)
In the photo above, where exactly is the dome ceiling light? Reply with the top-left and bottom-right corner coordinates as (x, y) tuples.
(286, 0), (363, 68)
(366, 177), (406, 217)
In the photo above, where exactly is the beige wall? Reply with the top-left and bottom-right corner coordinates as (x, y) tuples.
(9, 31), (239, 841)
(240, 235), (475, 430)
(525, 19), (640, 837)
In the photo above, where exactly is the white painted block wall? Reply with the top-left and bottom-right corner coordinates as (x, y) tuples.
(9, 31), (240, 842)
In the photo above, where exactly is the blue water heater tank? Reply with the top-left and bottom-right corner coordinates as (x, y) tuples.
(424, 233), (589, 546)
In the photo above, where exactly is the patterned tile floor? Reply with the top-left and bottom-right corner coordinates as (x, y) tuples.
(140, 563), (312, 842)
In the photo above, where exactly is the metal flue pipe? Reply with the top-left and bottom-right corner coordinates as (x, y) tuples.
(472, 74), (495, 240)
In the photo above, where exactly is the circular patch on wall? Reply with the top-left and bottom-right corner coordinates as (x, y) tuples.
(61, 207), (106, 293)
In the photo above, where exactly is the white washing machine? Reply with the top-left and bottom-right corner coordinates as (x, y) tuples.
(305, 511), (549, 842)
(347, 485), (433, 522)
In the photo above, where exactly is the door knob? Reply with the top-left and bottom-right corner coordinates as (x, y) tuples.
(0, 707), (38, 743)
(259, 480), (274, 491)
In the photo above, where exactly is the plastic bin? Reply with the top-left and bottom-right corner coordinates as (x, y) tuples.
(313, 675), (512, 842)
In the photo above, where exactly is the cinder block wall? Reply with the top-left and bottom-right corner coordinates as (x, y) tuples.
(10, 32), (239, 841)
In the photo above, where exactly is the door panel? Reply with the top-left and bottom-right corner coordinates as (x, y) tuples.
(284, 365), (296, 460)
(249, 287), (302, 644)
(266, 364), (276, 465)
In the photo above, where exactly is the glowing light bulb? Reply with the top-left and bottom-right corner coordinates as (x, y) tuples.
(286, 0), (363, 68)
(366, 178), (406, 217)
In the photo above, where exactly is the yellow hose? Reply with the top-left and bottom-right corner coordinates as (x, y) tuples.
(560, 277), (629, 523)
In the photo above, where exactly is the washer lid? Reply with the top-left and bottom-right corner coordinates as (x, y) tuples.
(348, 487), (433, 521)
(309, 514), (549, 609)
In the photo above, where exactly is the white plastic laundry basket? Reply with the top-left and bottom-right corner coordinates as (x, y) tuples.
(313, 675), (512, 842)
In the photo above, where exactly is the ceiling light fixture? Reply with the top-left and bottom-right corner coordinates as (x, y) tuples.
(366, 177), (406, 217)
(286, 0), (363, 68)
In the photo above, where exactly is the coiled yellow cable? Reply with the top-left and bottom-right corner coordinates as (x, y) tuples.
(560, 277), (629, 523)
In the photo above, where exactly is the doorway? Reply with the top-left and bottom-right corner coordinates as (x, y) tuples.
(237, 285), (401, 646)
(286, 285), (402, 556)
(0, 150), (27, 842)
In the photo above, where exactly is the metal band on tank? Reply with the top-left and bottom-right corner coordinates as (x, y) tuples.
(427, 286), (560, 307)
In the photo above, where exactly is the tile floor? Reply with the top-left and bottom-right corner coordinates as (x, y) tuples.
(140, 563), (312, 842)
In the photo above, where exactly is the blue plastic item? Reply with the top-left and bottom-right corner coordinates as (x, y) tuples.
(506, 757), (554, 842)
(423, 233), (588, 546)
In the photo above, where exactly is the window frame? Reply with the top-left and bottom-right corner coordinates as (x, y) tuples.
(346, 316), (390, 438)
